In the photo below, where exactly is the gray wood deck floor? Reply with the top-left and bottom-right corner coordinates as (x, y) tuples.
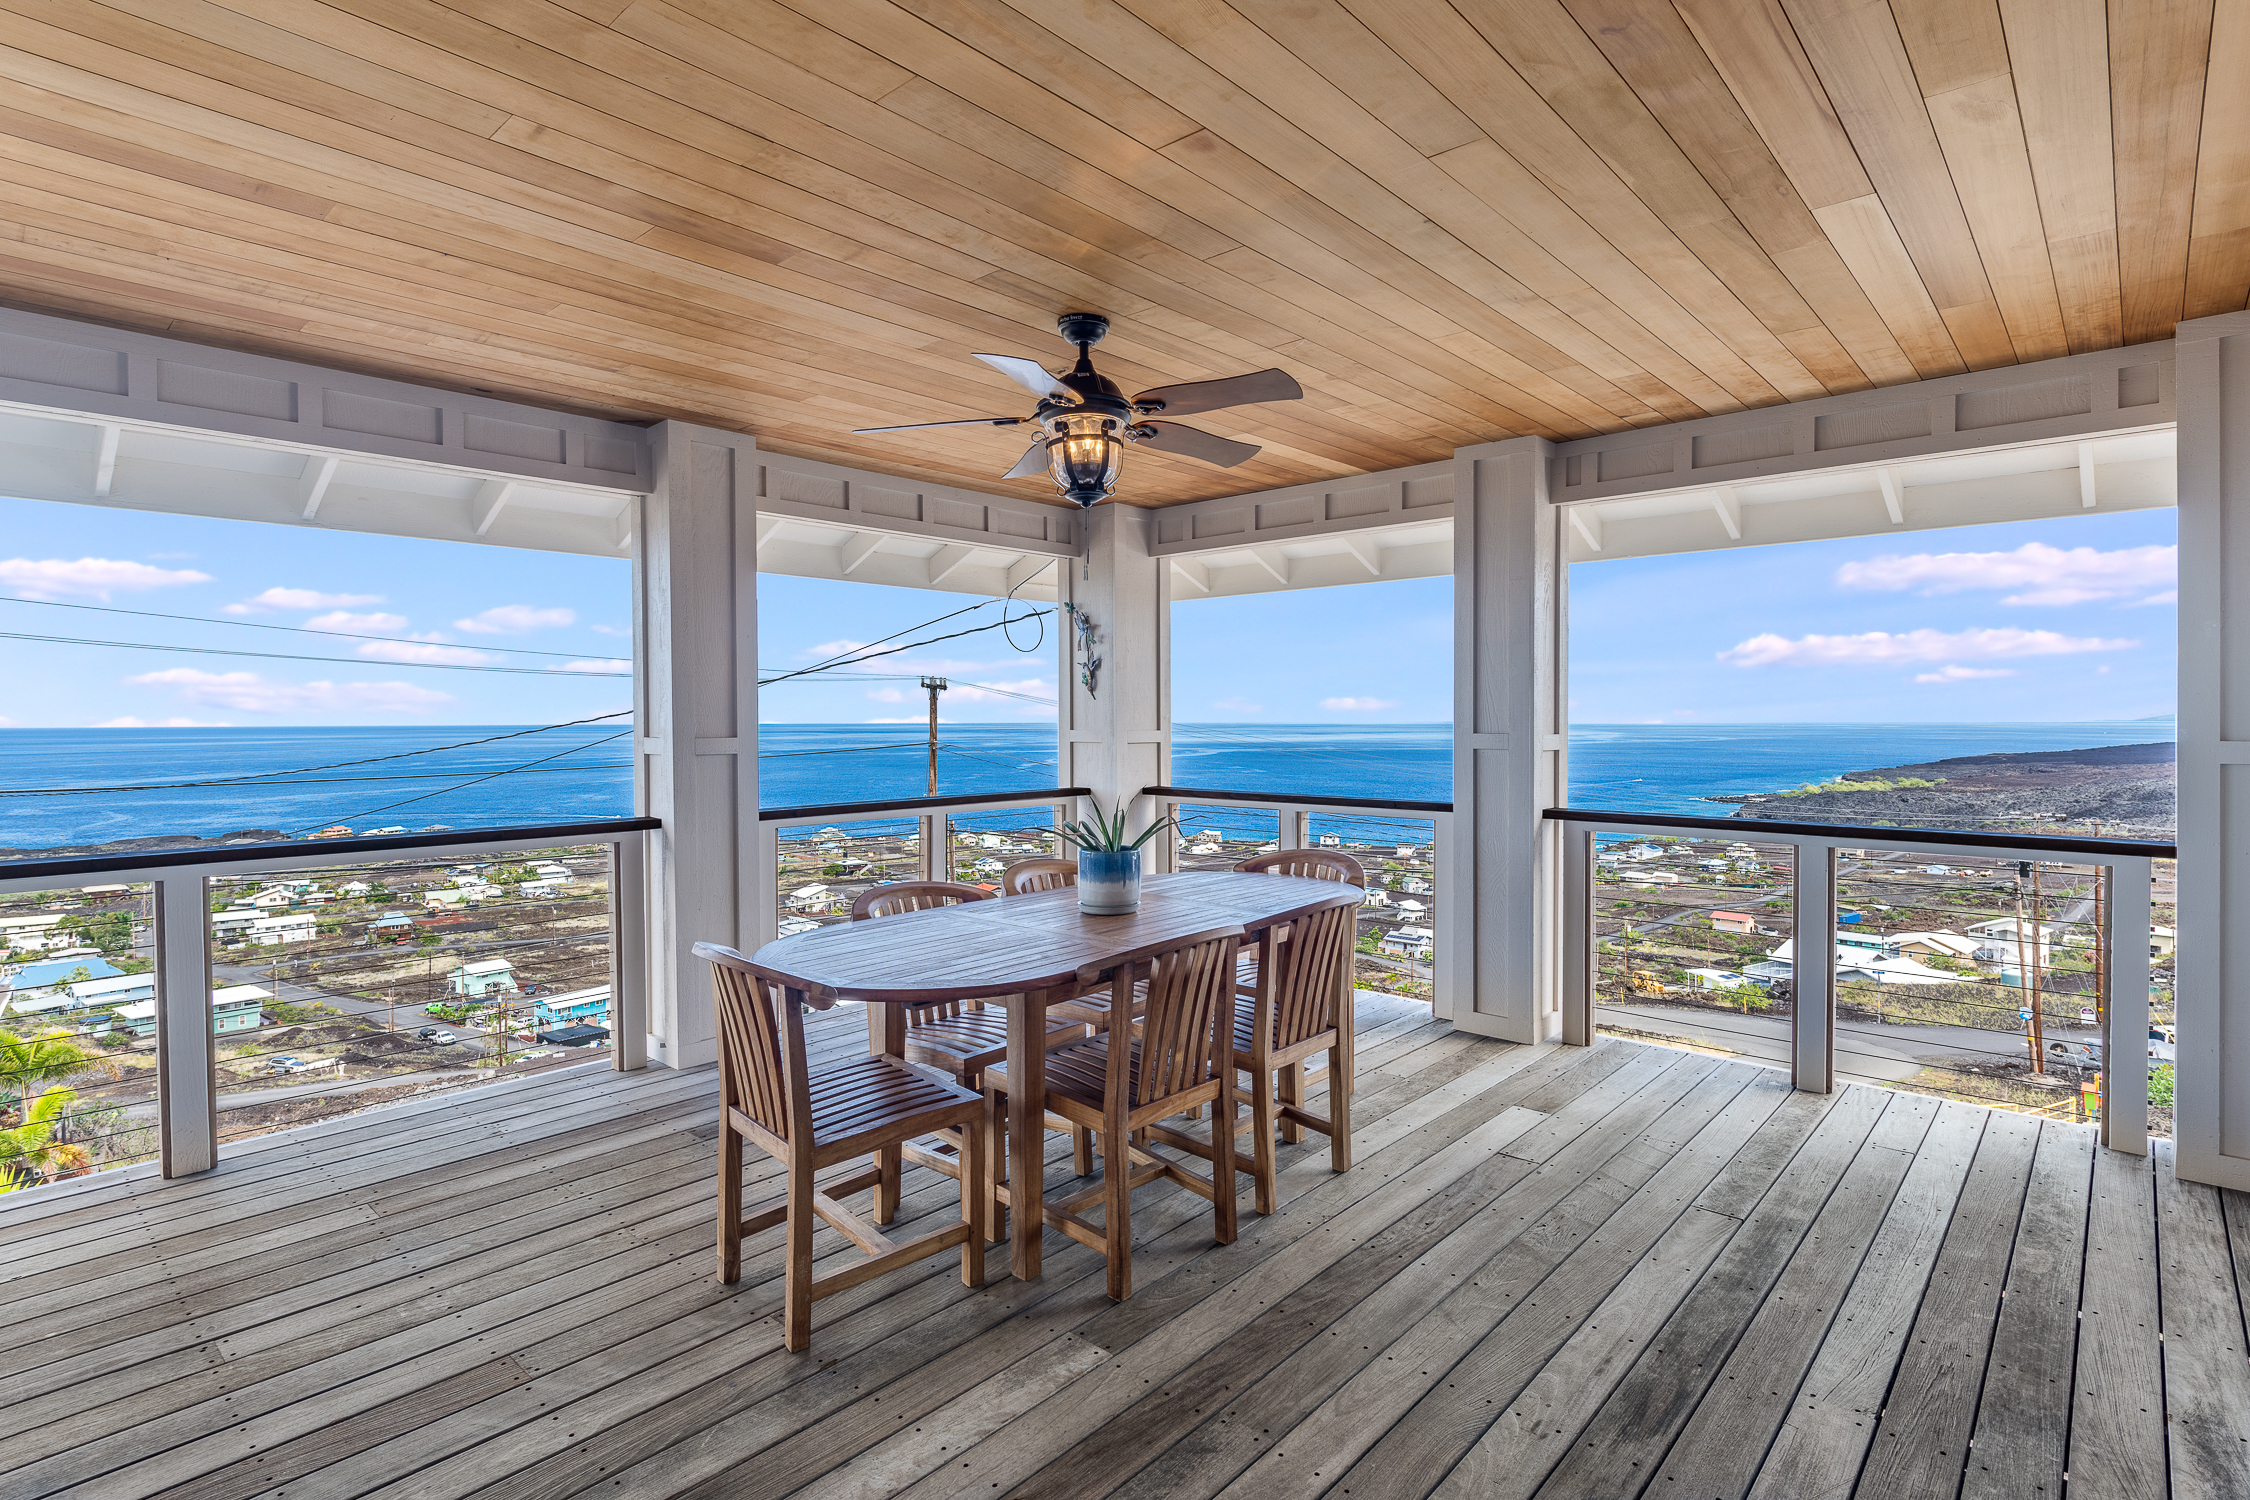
(4, 994), (2244, 1500)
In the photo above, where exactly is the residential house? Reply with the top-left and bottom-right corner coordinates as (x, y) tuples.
(1380, 926), (1434, 960)
(518, 880), (559, 899)
(250, 912), (317, 945)
(63, 972), (159, 1009)
(2151, 925), (2176, 957)
(1709, 911), (1760, 934)
(532, 985), (610, 1028)
(249, 888), (296, 910)
(789, 884), (833, 912)
(449, 958), (517, 999)
(1890, 931), (1984, 964)
(339, 882), (374, 897)
(112, 984), (269, 1039)
(1360, 888), (1391, 909)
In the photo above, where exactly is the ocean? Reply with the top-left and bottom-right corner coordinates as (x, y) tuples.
(0, 718), (2175, 855)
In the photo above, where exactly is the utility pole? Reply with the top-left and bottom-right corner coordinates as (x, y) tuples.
(2015, 860), (2044, 1074)
(921, 676), (948, 796)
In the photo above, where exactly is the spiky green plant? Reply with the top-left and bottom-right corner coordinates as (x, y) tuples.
(1, 1029), (97, 1115)
(0, 1087), (78, 1191)
(1055, 796), (1175, 855)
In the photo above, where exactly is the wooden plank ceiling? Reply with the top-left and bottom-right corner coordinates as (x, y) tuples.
(0, 0), (2241, 508)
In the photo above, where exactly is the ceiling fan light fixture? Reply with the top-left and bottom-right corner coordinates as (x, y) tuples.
(1048, 410), (1123, 508)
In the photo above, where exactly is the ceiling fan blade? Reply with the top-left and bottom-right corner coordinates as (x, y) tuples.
(1000, 439), (1050, 480)
(852, 417), (1024, 434)
(1130, 368), (1302, 418)
(971, 352), (1072, 401)
(1132, 421), (1261, 469)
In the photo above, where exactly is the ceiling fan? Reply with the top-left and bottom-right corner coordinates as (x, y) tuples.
(852, 313), (1304, 507)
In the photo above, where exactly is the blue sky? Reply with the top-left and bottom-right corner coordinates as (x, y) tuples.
(0, 495), (2177, 728)
(1568, 509), (2177, 723)
(0, 497), (632, 728)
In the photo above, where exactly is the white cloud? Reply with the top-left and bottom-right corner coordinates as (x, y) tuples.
(1321, 696), (1399, 711)
(307, 610), (409, 633)
(2130, 589), (2178, 606)
(354, 640), (494, 666)
(222, 586), (382, 615)
(866, 716), (950, 724)
(590, 623), (631, 637)
(0, 714), (17, 726)
(455, 604), (575, 634)
(1835, 542), (2176, 606)
(1912, 665), (2019, 684)
(1720, 627), (2137, 668)
(803, 638), (866, 658)
(0, 557), (211, 601)
(96, 716), (231, 727)
(126, 668), (452, 714)
(552, 659), (632, 675)
(1214, 696), (1264, 714)
(865, 686), (909, 704)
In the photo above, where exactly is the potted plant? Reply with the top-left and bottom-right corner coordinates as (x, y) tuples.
(1056, 797), (1175, 915)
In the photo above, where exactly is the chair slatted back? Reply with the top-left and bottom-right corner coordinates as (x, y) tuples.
(1264, 901), (1356, 1052)
(851, 880), (994, 922)
(697, 942), (825, 1145)
(1081, 926), (1243, 1109)
(1234, 849), (1367, 887)
(1002, 857), (1076, 895)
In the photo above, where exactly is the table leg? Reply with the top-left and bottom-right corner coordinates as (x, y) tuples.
(1009, 985), (1054, 1281)
(873, 1001), (905, 1224)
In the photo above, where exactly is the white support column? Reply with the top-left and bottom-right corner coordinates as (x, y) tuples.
(1446, 437), (1566, 1041)
(153, 876), (215, 1176)
(608, 834), (649, 1072)
(2104, 857), (2152, 1156)
(1060, 503), (1171, 858)
(2174, 310), (2250, 1188)
(636, 421), (759, 1070)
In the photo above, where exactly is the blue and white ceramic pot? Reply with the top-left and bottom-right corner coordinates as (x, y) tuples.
(1077, 848), (1142, 914)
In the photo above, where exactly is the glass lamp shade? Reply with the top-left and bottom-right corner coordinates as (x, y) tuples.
(1047, 413), (1123, 507)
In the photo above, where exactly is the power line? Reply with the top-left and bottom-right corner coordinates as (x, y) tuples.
(0, 763), (633, 798)
(0, 629), (630, 677)
(755, 612), (1051, 687)
(0, 595), (627, 662)
(289, 730), (633, 835)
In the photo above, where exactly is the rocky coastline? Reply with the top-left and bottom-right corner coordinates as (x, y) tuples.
(1706, 741), (2175, 840)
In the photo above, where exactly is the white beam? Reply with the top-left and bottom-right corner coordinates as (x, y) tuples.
(470, 478), (517, 535)
(612, 498), (635, 552)
(1247, 546), (1291, 584)
(838, 532), (883, 574)
(1006, 554), (1057, 594)
(1710, 485), (1742, 539)
(2079, 440), (2099, 507)
(1567, 505), (1603, 552)
(1341, 533), (1383, 576)
(296, 453), (338, 520)
(92, 424), (119, 497)
(925, 544), (974, 586)
(1170, 556), (1211, 594)
(755, 514), (780, 550)
(1877, 467), (1905, 524)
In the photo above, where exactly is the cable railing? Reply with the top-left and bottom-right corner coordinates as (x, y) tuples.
(1145, 785), (1454, 1012)
(0, 818), (654, 1187)
(1546, 806), (2169, 1155)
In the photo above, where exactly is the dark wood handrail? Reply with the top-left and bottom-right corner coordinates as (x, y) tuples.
(1143, 785), (1453, 815)
(759, 787), (1090, 823)
(1544, 806), (2175, 859)
(0, 816), (664, 880)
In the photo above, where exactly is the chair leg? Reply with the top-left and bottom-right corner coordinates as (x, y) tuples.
(874, 1142), (902, 1225)
(717, 1124), (743, 1283)
(961, 1111), (987, 1287)
(784, 1157), (816, 1352)
(1212, 1086), (1237, 1246)
(1250, 1064), (1279, 1217)
(1279, 1060), (1306, 1144)
(1328, 1040), (1352, 1171)
(1104, 1118), (1132, 1302)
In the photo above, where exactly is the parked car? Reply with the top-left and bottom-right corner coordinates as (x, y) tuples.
(430, 1030), (458, 1046)
(415, 1026), (439, 1039)
(2045, 1039), (2102, 1068)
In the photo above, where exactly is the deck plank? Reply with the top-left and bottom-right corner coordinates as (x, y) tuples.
(2154, 1140), (2250, 1498)
(0, 1011), (2192, 1500)
(2064, 1141), (2169, 1500)
(1848, 1109), (2042, 1499)
(1959, 1123), (2095, 1500)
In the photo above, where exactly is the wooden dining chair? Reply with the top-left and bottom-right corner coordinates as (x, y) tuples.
(1229, 847), (1367, 999)
(849, 880), (1092, 1209)
(1001, 857), (1076, 895)
(1227, 899), (1357, 1214)
(983, 924), (1245, 1301)
(696, 942), (984, 1352)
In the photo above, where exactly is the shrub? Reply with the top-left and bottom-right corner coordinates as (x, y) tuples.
(2149, 1063), (2175, 1106)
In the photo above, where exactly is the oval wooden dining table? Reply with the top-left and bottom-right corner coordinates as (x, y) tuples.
(749, 870), (1364, 1281)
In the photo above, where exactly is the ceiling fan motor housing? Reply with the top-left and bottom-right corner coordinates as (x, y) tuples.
(1056, 311), (1110, 347)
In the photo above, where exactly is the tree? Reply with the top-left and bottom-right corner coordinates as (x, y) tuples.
(0, 1087), (81, 1190)
(1, 1029), (96, 1115)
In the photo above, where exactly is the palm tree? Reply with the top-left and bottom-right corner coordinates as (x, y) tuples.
(1, 1029), (97, 1117)
(0, 1086), (78, 1191)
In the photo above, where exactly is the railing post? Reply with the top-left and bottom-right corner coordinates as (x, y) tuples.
(1561, 824), (1592, 1045)
(1792, 840), (1836, 1093)
(920, 814), (941, 881)
(610, 834), (649, 1072)
(752, 820), (781, 949)
(153, 875), (216, 1176)
(2104, 857), (2152, 1154)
